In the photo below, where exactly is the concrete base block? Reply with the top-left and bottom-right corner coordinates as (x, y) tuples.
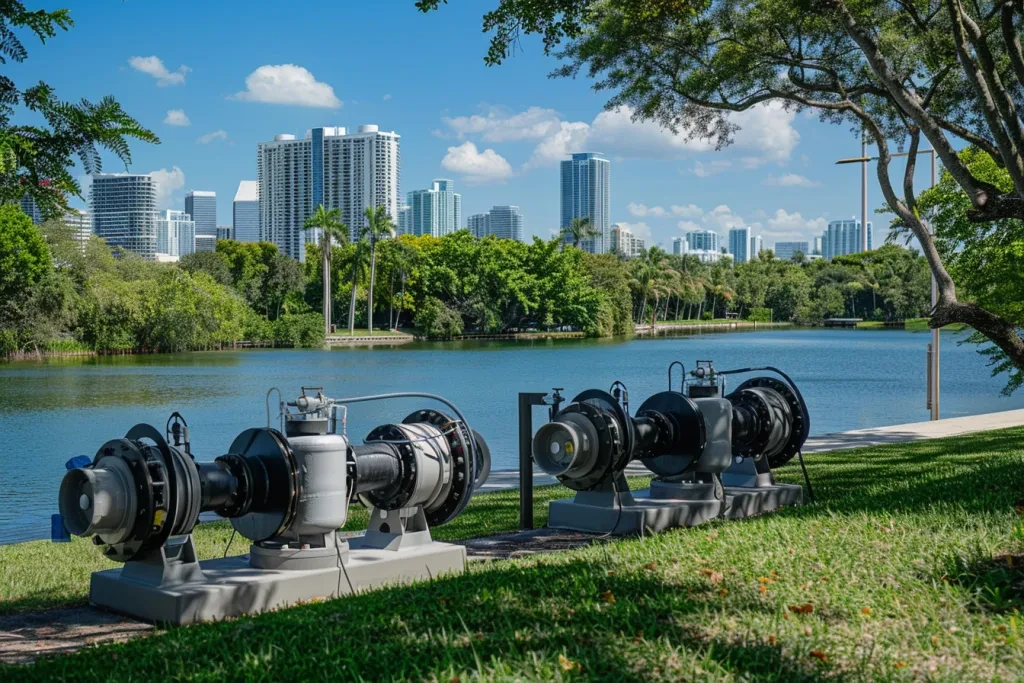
(89, 541), (466, 625)
(723, 483), (803, 519)
(546, 492), (724, 535)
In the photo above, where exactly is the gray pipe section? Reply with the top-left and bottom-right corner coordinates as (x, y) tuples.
(325, 392), (478, 518)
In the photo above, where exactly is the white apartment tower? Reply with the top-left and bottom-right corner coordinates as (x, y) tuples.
(257, 125), (401, 260)
(406, 179), (461, 237)
(90, 174), (159, 259)
(233, 180), (260, 242)
(155, 209), (196, 258)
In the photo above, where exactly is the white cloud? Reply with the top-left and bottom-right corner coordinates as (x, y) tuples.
(439, 101), (800, 175)
(163, 109), (190, 126)
(382, 93), (392, 101)
(525, 121), (590, 168)
(763, 209), (827, 240)
(440, 142), (513, 184)
(615, 221), (652, 240)
(627, 203), (668, 218)
(689, 160), (732, 177)
(232, 64), (341, 108)
(677, 220), (702, 232)
(196, 130), (228, 144)
(129, 56), (190, 86)
(443, 106), (562, 142)
(762, 173), (821, 188)
(149, 167), (185, 209)
(671, 204), (704, 218)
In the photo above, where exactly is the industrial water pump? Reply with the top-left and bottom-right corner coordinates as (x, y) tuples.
(55, 388), (490, 624)
(530, 362), (809, 534)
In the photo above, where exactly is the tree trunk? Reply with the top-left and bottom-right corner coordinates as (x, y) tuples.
(367, 241), (377, 334)
(388, 271), (395, 330)
(348, 268), (358, 335)
(322, 247), (331, 336)
(397, 272), (406, 330)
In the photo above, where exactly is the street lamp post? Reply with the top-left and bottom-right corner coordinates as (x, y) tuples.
(836, 148), (940, 420)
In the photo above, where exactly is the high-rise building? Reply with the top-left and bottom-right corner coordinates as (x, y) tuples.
(487, 205), (523, 241)
(611, 223), (645, 258)
(774, 241), (810, 261)
(19, 194), (42, 223)
(750, 235), (763, 260)
(812, 236), (823, 256)
(155, 209), (196, 258)
(185, 191), (216, 238)
(821, 219), (873, 260)
(232, 180), (260, 243)
(686, 229), (719, 253)
(560, 152), (610, 254)
(257, 125), (400, 260)
(672, 236), (687, 255)
(406, 179), (461, 237)
(90, 174), (159, 259)
(728, 227), (752, 263)
(64, 208), (92, 250)
(216, 225), (233, 240)
(195, 234), (217, 252)
(468, 206), (524, 241)
(397, 204), (411, 235)
(467, 212), (489, 238)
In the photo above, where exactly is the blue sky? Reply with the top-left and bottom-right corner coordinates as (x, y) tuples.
(21, 0), (937, 249)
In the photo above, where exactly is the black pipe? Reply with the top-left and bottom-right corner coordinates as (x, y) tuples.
(349, 443), (403, 497)
(197, 461), (238, 512)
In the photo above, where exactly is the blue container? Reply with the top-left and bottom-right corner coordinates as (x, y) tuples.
(66, 455), (91, 470)
(51, 513), (71, 542)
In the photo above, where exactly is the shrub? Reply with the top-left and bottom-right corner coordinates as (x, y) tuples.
(747, 307), (772, 322)
(415, 297), (464, 340)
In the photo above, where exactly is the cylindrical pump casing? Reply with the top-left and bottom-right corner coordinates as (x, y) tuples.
(693, 398), (733, 472)
(399, 423), (452, 510)
(287, 432), (349, 535)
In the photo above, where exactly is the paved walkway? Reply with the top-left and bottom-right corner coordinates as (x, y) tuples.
(478, 408), (1024, 492)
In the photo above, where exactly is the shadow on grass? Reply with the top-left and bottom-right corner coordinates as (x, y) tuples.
(930, 551), (1024, 614)
(10, 553), (836, 680)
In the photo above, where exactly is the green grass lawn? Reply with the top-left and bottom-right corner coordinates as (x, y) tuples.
(6, 429), (1024, 680)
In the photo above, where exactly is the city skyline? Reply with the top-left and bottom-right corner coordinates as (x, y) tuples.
(34, 2), (937, 253)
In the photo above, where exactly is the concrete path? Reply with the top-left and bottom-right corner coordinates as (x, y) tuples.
(479, 408), (1024, 492)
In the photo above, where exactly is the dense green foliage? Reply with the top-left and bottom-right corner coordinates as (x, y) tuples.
(1, 209), (934, 353)
(7, 427), (1024, 678)
(0, 212), (322, 357)
(915, 148), (1024, 394)
(305, 230), (930, 340)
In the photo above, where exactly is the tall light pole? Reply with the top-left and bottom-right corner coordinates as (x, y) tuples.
(836, 148), (940, 420)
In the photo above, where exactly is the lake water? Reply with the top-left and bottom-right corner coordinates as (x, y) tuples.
(2, 327), (1021, 544)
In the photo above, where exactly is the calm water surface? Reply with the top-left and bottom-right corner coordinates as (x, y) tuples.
(2, 328), (1021, 543)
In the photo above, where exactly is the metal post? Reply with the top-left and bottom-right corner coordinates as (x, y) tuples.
(518, 392), (550, 530)
(926, 343), (933, 411)
(861, 135), (869, 252)
(928, 150), (940, 420)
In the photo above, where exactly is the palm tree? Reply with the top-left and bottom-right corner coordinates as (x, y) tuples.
(357, 205), (395, 334)
(303, 205), (347, 336)
(561, 216), (600, 249)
